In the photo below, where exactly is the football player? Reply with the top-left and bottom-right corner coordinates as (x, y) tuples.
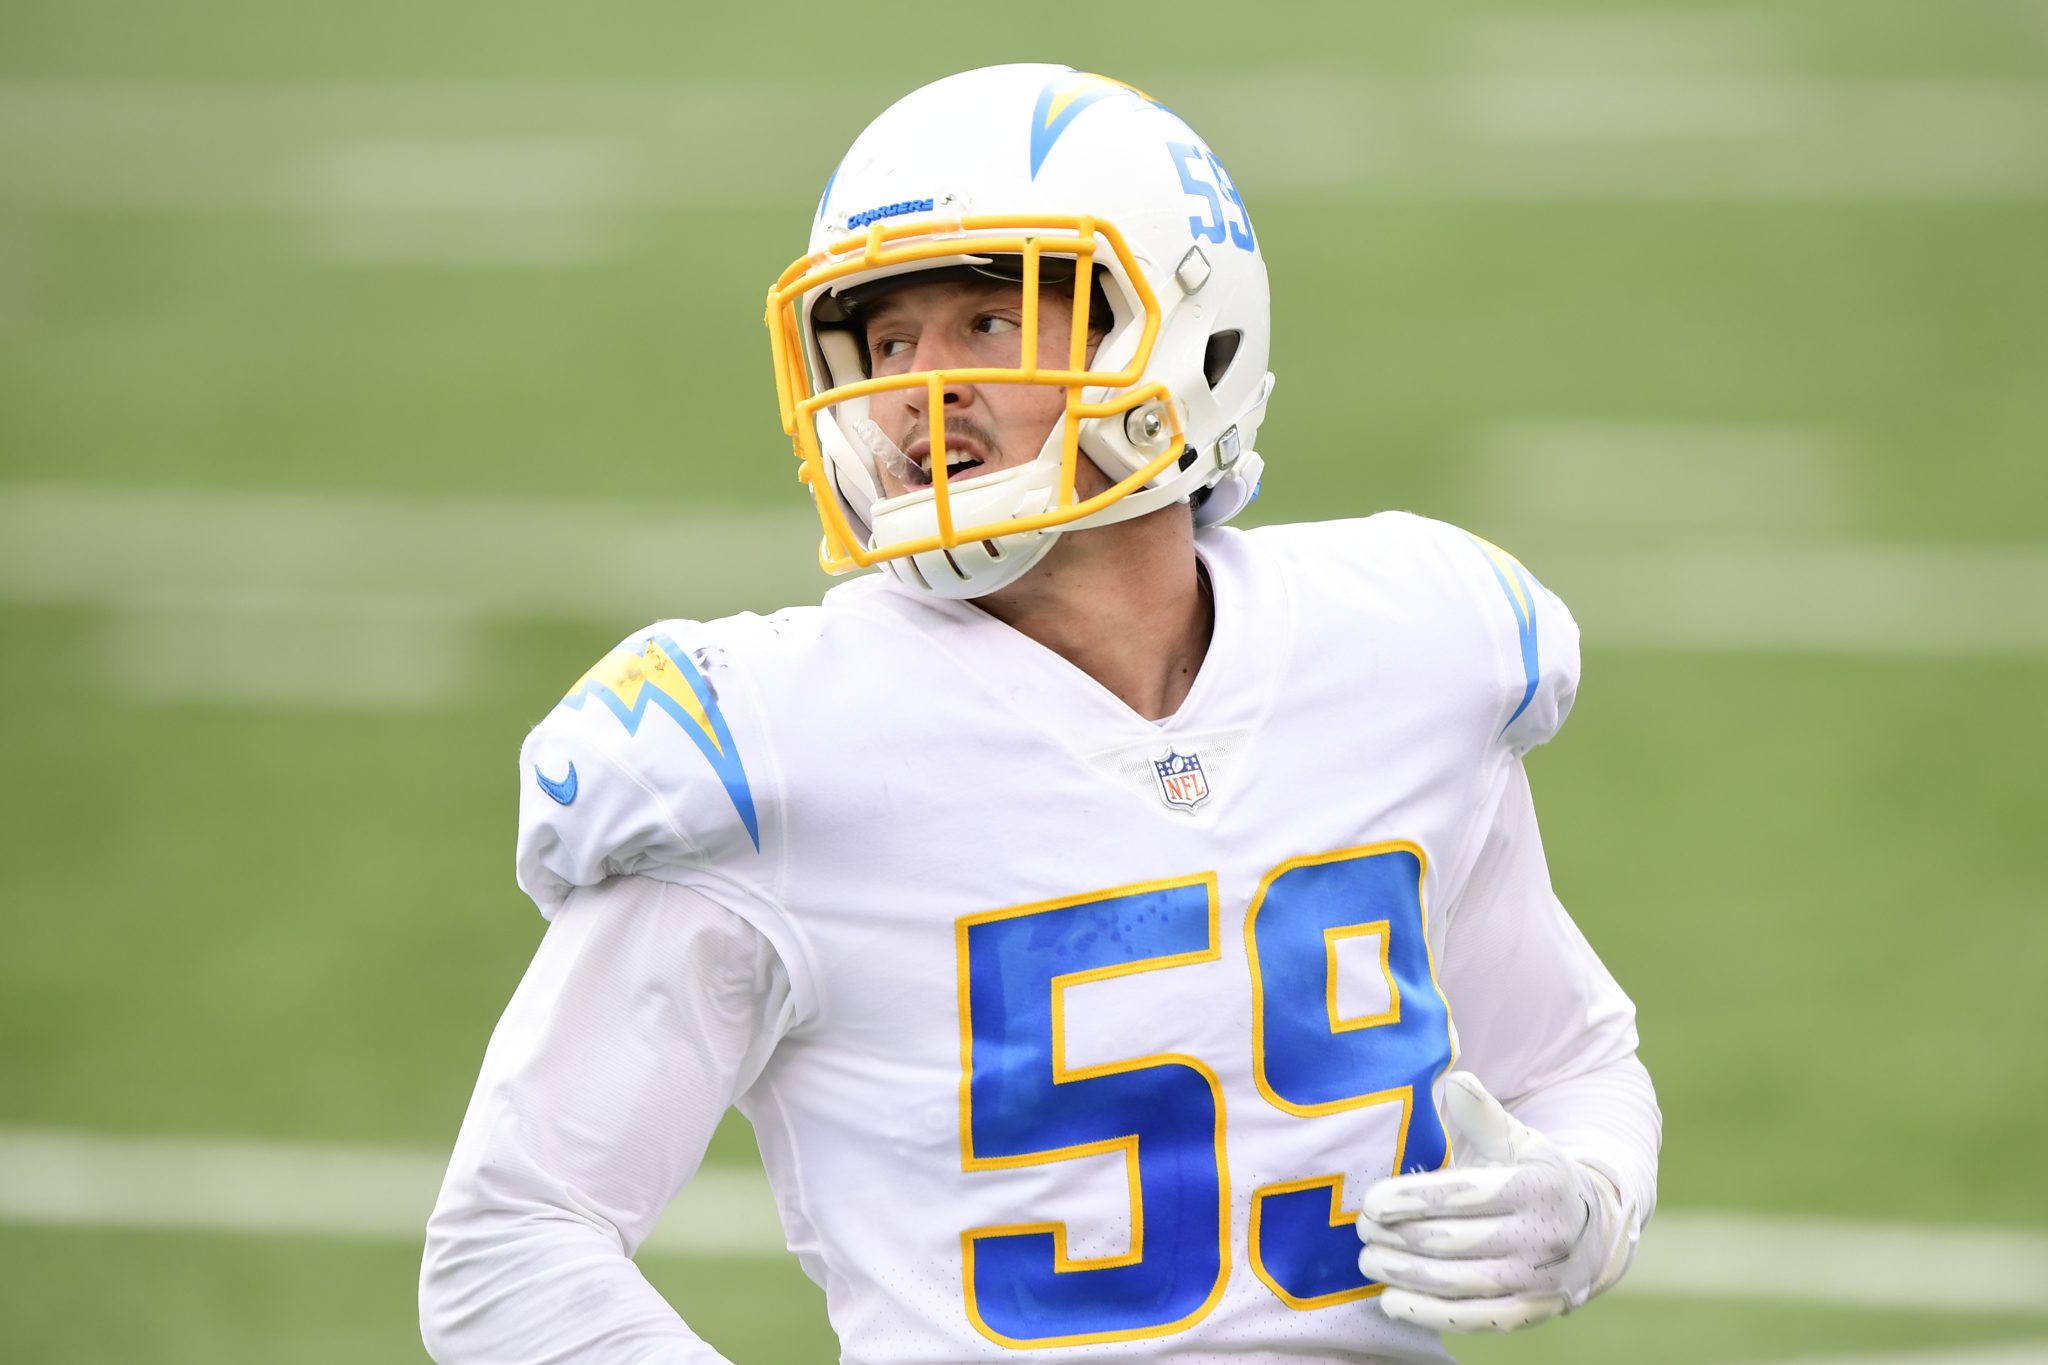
(422, 64), (1660, 1363)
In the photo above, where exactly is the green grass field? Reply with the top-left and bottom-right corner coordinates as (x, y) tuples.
(2, 1), (2045, 1360)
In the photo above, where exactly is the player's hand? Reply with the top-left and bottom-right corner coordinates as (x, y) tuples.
(1355, 1071), (1633, 1333)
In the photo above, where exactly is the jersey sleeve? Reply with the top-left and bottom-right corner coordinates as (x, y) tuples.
(422, 876), (791, 1364)
(514, 624), (757, 915)
(514, 620), (822, 1033)
(1437, 760), (1660, 1228)
(1467, 530), (1579, 753)
(1382, 513), (1582, 754)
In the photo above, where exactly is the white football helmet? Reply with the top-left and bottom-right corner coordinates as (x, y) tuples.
(765, 64), (1275, 598)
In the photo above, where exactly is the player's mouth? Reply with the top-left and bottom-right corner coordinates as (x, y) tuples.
(901, 438), (989, 489)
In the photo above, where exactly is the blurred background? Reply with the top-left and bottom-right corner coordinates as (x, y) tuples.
(2, 1), (2044, 1360)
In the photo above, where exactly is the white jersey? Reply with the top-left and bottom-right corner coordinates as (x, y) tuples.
(508, 511), (1642, 1364)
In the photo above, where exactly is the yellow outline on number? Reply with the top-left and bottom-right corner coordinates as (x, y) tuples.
(1247, 1174), (1382, 1310)
(1245, 842), (1448, 1120)
(1324, 919), (1399, 1034)
(955, 872), (1231, 1351)
(1242, 841), (1458, 1311)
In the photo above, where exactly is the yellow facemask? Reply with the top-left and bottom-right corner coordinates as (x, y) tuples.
(765, 215), (1180, 576)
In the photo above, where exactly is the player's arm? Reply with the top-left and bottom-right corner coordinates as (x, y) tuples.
(420, 875), (794, 1365)
(1356, 761), (1660, 1332)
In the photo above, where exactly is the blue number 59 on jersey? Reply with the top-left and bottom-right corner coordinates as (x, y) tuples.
(957, 876), (1229, 1349)
(1246, 846), (1450, 1308)
(957, 844), (1452, 1348)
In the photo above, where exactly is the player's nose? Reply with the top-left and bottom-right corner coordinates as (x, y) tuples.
(902, 336), (977, 413)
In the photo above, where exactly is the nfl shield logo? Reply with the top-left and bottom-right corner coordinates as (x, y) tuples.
(1152, 750), (1210, 813)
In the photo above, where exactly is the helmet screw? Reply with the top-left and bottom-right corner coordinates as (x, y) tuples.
(1124, 403), (1173, 455)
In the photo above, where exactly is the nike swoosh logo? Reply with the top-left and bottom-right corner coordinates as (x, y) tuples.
(534, 761), (578, 806)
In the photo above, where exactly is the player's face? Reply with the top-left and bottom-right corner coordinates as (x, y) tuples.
(861, 277), (1105, 499)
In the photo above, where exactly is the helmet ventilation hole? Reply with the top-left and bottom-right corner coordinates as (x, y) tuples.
(1203, 330), (1242, 390)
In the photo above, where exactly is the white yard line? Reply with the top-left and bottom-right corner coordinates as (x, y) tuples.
(1524, 542), (2048, 658)
(1, 1126), (2045, 1314)
(0, 483), (830, 706)
(1737, 1345), (2048, 1365)
(0, 76), (2043, 225)
(1627, 1210), (2048, 1315)
(304, 137), (637, 266)
(306, 137), (639, 213)
(0, 1127), (785, 1256)
(1456, 12), (1782, 75)
(312, 204), (627, 268)
(108, 601), (481, 708)
(0, 482), (828, 625)
(5, 482), (2048, 698)
(1472, 421), (1849, 536)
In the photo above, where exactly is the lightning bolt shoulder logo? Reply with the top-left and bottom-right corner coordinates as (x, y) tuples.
(533, 761), (578, 806)
(558, 635), (761, 850)
(1466, 534), (1543, 732)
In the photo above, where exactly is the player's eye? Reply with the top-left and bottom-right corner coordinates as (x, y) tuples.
(972, 314), (1020, 336)
(870, 336), (913, 363)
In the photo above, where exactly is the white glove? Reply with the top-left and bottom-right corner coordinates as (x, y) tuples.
(1355, 1071), (1637, 1333)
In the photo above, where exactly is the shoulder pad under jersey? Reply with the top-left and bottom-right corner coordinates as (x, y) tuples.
(1367, 512), (1582, 754)
(515, 622), (770, 918)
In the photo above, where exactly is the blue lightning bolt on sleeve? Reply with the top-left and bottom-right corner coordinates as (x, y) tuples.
(1465, 534), (1581, 752)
